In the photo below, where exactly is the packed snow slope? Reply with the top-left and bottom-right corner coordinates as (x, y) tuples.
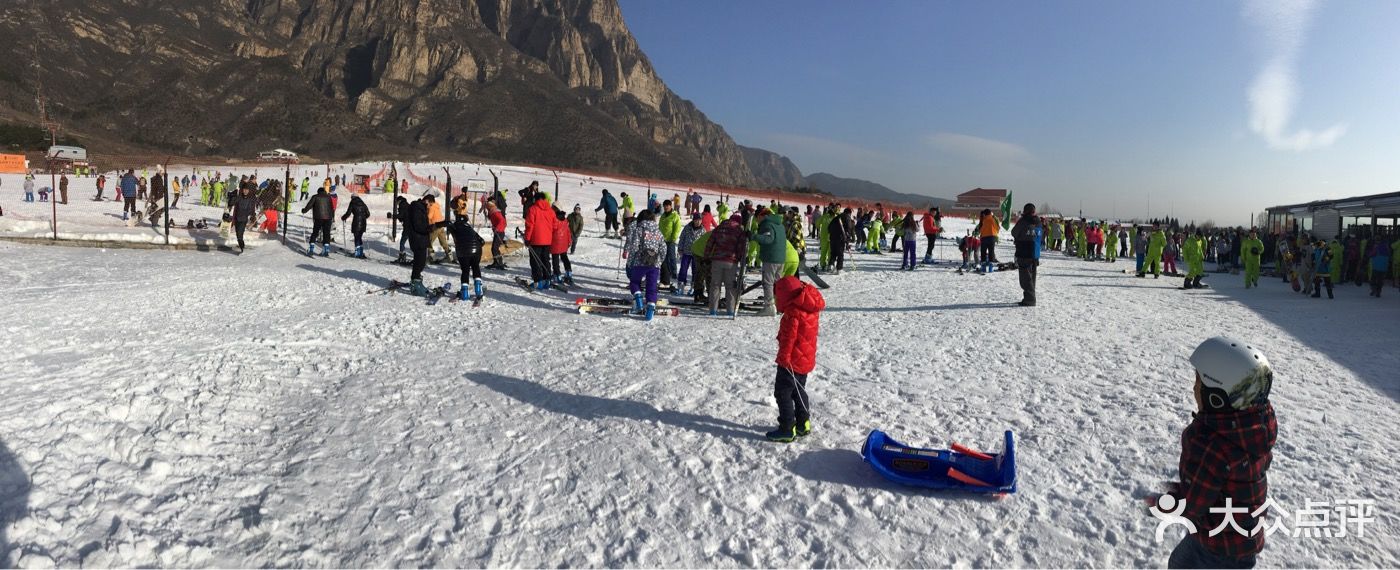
(1, 173), (1398, 567)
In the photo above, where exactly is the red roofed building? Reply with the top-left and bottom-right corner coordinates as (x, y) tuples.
(952, 188), (1008, 214)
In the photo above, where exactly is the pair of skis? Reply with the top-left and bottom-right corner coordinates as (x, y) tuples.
(515, 276), (571, 294)
(574, 296), (680, 317)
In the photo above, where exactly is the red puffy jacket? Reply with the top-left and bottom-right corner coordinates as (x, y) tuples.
(550, 217), (572, 254)
(524, 200), (554, 246)
(774, 276), (825, 374)
(921, 214), (939, 235)
(488, 209), (506, 233)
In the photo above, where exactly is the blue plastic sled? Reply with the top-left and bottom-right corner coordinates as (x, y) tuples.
(861, 430), (1017, 494)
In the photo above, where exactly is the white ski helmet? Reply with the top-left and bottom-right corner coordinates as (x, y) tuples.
(1190, 337), (1273, 412)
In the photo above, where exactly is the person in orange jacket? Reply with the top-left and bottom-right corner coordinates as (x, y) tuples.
(550, 208), (574, 285)
(977, 209), (1001, 264)
(766, 276), (827, 443)
(524, 194), (556, 288)
(427, 194), (452, 262)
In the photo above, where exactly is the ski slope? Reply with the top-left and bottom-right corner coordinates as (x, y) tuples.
(1, 165), (1398, 568)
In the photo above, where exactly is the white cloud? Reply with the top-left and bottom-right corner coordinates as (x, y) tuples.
(925, 132), (1033, 165)
(1242, 0), (1347, 151)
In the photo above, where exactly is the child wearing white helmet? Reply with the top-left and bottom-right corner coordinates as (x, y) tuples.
(1164, 337), (1277, 569)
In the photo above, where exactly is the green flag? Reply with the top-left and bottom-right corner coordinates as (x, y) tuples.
(999, 190), (1013, 230)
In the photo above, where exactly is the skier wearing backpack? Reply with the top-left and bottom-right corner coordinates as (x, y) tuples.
(340, 194), (370, 258)
(765, 275), (826, 443)
(1158, 337), (1275, 570)
(622, 209), (665, 320)
(449, 196), (487, 302)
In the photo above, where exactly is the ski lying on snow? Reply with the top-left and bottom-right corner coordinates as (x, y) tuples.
(575, 297), (670, 307)
(577, 305), (681, 317)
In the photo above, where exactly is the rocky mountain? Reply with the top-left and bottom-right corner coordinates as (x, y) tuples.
(806, 173), (955, 210)
(738, 145), (805, 189)
(0, 0), (763, 186)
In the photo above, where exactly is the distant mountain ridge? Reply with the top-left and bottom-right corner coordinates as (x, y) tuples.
(805, 173), (955, 209)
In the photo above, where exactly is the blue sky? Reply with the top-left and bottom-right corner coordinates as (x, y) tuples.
(619, 0), (1400, 225)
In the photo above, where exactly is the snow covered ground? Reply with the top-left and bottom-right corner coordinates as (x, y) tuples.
(1, 165), (1398, 568)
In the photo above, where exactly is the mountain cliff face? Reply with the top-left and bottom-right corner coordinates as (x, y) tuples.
(739, 145), (805, 189)
(0, 0), (758, 186)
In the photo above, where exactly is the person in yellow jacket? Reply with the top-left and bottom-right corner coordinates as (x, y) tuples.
(620, 192), (636, 236)
(977, 209), (1001, 264)
(1138, 225), (1167, 278)
(1242, 230), (1264, 288)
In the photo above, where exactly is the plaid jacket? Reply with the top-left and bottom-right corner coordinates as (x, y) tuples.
(1178, 403), (1277, 560)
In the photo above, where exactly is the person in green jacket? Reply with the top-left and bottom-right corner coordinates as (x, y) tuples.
(817, 208), (833, 270)
(754, 210), (788, 316)
(384, 177), (396, 195)
(690, 231), (712, 304)
(866, 217), (884, 254)
(1105, 227), (1119, 263)
(567, 205), (585, 255)
(1328, 239), (1344, 284)
(300, 177), (310, 201)
(620, 192), (636, 236)
(1182, 230), (1207, 289)
(1139, 225), (1167, 278)
(715, 200), (730, 222)
(1242, 229), (1264, 288)
(1076, 222), (1088, 260)
(783, 239), (800, 278)
(658, 200), (683, 288)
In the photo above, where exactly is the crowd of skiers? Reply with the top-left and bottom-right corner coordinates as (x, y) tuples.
(1031, 215), (1400, 297)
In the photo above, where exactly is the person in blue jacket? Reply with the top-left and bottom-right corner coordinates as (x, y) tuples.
(595, 189), (620, 238)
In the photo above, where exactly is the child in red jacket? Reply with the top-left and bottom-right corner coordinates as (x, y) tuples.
(766, 276), (826, 442)
(1163, 337), (1276, 569)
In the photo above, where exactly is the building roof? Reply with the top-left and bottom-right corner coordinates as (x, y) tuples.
(957, 188), (1008, 199)
(1266, 191), (1400, 214)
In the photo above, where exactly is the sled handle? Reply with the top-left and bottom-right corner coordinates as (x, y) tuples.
(946, 467), (993, 487)
(951, 443), (993, 461)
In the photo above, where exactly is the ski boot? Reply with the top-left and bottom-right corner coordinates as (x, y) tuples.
(408, 279), (430, 296)
(765, 425), (798, 443)
(536, 280), (549, 291)
(306, 243), (316, 257)
(354, 246), (365, 259)
(1193, 277), (1207, 289)
(395, 252), (408, 264)
(796, 419), (812, 437)
(321, 244), (331, 257)
(644, 303), (656, 321)
(458, 285), (470, 301)
(632, 292), (644, 314)
(473, 278), (484, 301)
(564, 272), (574, 286)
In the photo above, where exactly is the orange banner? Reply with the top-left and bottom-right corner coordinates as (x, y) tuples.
(0, 154), (26, 174)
